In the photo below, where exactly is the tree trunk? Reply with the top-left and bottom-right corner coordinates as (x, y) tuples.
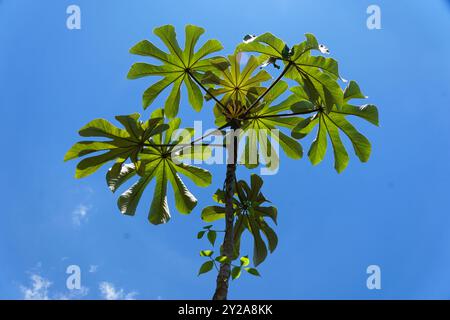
(212, 130), (238, 300)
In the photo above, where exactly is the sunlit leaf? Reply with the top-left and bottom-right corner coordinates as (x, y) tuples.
(198, 261), (214, 275)
(128, 24), (224, 116)
(65, 114), (167, 179)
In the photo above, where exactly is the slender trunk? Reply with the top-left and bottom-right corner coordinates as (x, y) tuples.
(212, 130), (238, 300)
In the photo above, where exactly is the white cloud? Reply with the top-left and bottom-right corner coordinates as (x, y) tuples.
(56, 286), (89, 300)
(99, 282), (137, 300)
(72, 204), (91, 226)
(20, 272), (89, 300)
(20, 274), (52, 300)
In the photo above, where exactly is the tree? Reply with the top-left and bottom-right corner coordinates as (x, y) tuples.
(65, 24), (379, 300)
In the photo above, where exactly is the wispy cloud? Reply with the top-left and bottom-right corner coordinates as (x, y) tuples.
(20, 272), (88, 300)
(99, 282), (137, 300)
(21, 269), (137, 300)
(72, 204), (91, 226)
(55, 286), (89, 300)
(20, 274), (51, 300)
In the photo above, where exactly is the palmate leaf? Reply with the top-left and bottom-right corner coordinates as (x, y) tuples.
(291, 81), (379, 173)
(64, 114), (168, 178)
(236, 33), (288, 61)
(292, 64), (343, 114)
(201, 53), (271, 118)
(201, 174), (277, 266)
(238, 81), (304, 171)
(111, 109), (213, 225)
(128, 24), (225, 117)
(236, 32), (343, 113)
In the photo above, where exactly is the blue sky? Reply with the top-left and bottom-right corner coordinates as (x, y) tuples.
(1, 0), (450, 299)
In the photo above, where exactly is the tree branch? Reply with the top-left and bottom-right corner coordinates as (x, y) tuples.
(167, 122), (230, 156)
(144, 143), (224, 148)
(153, 69), (231, 156)
(241, 61), (293, 118)
(243, 108), (321, 120)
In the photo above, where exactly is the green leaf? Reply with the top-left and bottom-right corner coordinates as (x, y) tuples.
(290, 33), (319, 61)
(251, 107), (303, 159)
(259, 221), (278, 253)
(344, 80), (367, 102)
(322, 115), (349, 173)
(129, 40), (178, 65)
(201, 54), (271, 108)
(148, 163), (170, 224)
(244, 268), (261, 277)
(248, 215), (268, 267)
(240, 256), (250, 267)
(127, 63), (179, 79)
(294, 66), (343, 113)
(294, 53), (340, 79)
(239, 81), (307, 170)
(308, 114), (327, 165)
(198, 261), (214, 276)
(118, 162), (158, 216)
(291, 100), (316, 113)
(237, 32), (345, 117)
(236, 32), (286, 59)
(288, 75), (377, 172)
(273, 130), (303, 159)
(291, 116), (318, 139)
(164, 76), (183, 118)
(207, 230), (217, 246)
(197, 231), (206, 239)
(190, 41), (224, 67)
(106, 163), (137, 193)
(65, 114), (166, 179)
(64, 141), (116, 162)
(249, 174), (263, 200)
(200, 250), (213, 257)
(334, 104), (379, 126)
(184, 74), (203, 111)
(255, 206), (278, 225)
(231, 266), (242, 280)
(153, 25), (184, 62)
(201, 206), (225, 222)
(78, 118), (128, 139)
(328, 114), (371, 162)
(141, 74), (182, 109)
(290, 86), (310, 101)
(174, 163), (212, 187)
(205, 175), (278, 266)
(296, 107), (374, 172)
(166, 162), (197, 214)
(183, 25), (205, 65)
(232, 216), (246, 259)
(111, 114), (211, 225)
(128, 24), (223, 116)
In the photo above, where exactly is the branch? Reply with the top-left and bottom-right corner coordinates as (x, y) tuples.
(144, 143), (224, 148)
(243, 108), (321, 120)
(168, 122), (231, 155)
(241, 61), (293, 118)
(142, 70), (232, 156)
